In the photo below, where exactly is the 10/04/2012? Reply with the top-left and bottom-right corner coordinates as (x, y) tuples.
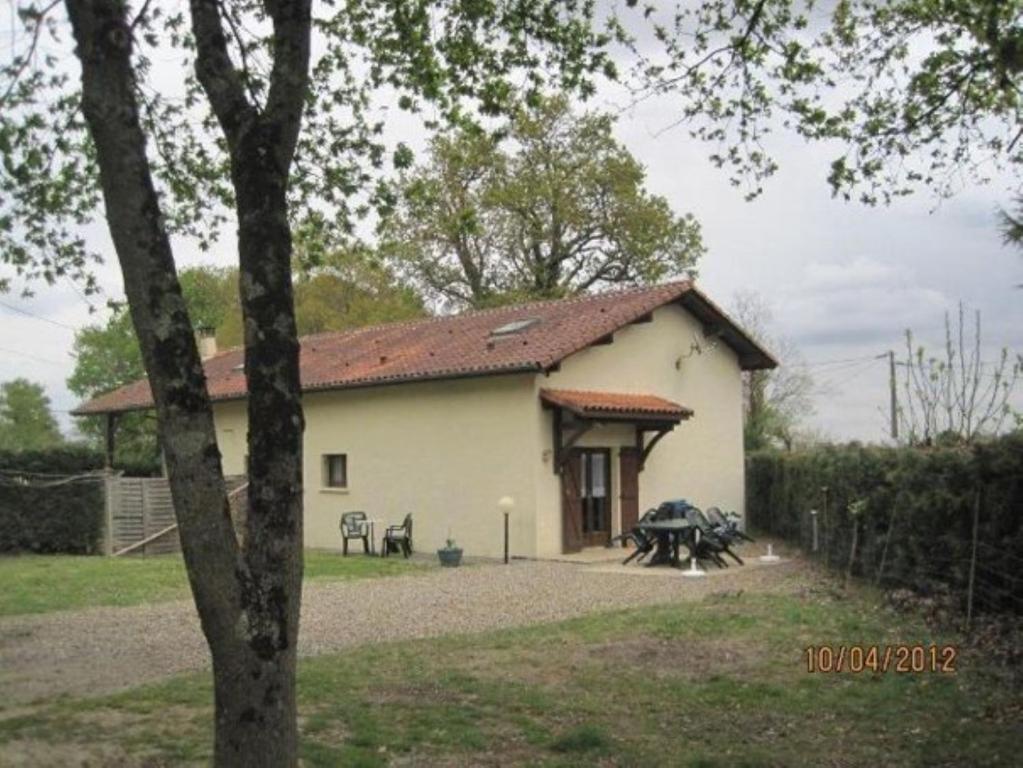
(805, 644), (958, 674)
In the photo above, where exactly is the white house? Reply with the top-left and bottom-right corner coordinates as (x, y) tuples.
(77, 280), (775, 558)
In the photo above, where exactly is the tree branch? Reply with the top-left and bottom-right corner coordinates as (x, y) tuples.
(188, 0), (257, 151)
(263, 0), (312, 170)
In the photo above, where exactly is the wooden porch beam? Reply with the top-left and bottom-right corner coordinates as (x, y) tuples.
(635, 425), (674, 471)
(552, 407), (594, 474)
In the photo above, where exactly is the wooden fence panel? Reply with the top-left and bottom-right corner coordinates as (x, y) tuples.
(142, 479), (179, 555)
(109, 477), (180, 556)
(108, 475), (248, 556)
(111, 478), (144, 553)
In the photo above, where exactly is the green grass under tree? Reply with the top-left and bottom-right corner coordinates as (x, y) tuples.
(0, 551), (425, 616)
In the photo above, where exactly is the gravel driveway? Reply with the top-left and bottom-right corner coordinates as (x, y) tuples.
(0, 554), (806, 706)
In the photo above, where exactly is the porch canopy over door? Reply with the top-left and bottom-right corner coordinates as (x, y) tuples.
(541, 388), (693, 552)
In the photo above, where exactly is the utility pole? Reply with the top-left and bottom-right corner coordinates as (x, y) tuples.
(888, 350), (899, 441)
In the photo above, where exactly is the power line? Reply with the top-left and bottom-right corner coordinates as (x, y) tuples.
(0, 345), (67, 367)
(0, 298), (78, 330)
(793, 354), (886, 369)
(815, 359), (882, 392)
(63, 276), (96, 312)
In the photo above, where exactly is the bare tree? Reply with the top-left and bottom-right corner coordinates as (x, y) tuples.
(731, 291), (815, 451)
(898, 304), (1022, 445)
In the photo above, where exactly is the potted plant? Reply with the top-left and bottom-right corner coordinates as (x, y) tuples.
(437, 537), (463, 567)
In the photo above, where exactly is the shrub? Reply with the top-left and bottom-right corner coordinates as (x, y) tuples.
(746, 435), (1023, 615)
(0, 446), (106, 554)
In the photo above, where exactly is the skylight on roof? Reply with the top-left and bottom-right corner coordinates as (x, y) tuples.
(490, 318), (540, 337)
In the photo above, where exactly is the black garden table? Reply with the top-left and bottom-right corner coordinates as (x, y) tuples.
(632, 519), (702, 567)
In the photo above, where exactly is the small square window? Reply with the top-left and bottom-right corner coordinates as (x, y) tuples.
(323, 454), (347, 488)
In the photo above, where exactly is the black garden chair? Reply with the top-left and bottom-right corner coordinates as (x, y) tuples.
(382, 513), (413, 558)
(705, 506), (755, 544)
(339, 511), (370, 556)
(617, 508), (659, 565)
(683, 507), (742, 567)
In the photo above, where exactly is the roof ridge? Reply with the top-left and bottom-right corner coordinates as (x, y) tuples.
(297, 279), (693, 345)
(75, 277), (784, 417)
(98, 280), (695, 369)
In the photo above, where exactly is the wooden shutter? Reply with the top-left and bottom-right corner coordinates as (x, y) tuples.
(561, 451), (584, 553)
(619, 447), (640, 533)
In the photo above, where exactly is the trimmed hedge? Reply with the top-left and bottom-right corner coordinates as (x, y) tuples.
(746, 435), (1023, 614)
(0, 447), (106, 554)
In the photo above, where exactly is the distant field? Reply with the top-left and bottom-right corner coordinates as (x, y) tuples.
(0, 551), (426, 616)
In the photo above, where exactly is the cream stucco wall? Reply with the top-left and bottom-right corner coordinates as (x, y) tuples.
(211, 301), (746, 559)
(212, 375), (539, 558)
(532, 303), (746, 557)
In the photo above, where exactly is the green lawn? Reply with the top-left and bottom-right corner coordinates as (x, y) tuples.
(0, 551), (426, 617)
(0, 585), (1017, 766)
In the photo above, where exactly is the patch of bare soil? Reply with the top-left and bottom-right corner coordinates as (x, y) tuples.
(586, 634), (766, 681)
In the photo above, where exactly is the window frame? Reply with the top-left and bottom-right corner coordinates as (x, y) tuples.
(322, 453), (348, 489)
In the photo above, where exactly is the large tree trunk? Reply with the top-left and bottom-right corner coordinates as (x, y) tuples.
(67, 2), (309, 765)
(215, 133), (305, 767)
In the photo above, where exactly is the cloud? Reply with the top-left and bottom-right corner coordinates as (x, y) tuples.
(776, 257), (949, 348)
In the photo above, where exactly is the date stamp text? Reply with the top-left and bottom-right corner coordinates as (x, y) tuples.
(804, 644), (958, 674)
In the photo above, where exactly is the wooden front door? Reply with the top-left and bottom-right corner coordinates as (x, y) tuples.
(561, 451), (584, 552)
(619, 447), (640, 537)
(579, 448), (611, 547)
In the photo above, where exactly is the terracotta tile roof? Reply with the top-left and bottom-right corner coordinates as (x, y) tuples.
(74, 280), (775, 415)
(540, 388), (693, 421)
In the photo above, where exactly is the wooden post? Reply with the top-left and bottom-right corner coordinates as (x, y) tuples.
(845, 501), (862, 591)
(965, 487), (981, 633)
(845, 522), (858, 590)
(103, 470), (117, 556)
(876, 497), (898, 586)
(503, 512), (509, 565)
(104, 413), (118, 469)
(821, 486), (830, 568)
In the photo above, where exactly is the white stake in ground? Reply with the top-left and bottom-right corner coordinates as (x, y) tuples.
(682, 555), (706, 578)
(759, 543), (780, 563)
(682, 529), (706, 578)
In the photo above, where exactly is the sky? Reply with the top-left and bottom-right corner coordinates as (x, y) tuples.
(610, 85), (1023, 442)
(1, 13), (1021, 445)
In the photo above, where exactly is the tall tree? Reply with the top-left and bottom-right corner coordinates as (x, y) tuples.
(2, 2), (632, 763)
(730, 291), (815, 451)
(646, 0), (1023, 207)
(67, 265), (238, 469)
(217, 245), (426, 344)
(69, 260), (424, 472)
(67, 307), (154, 467)
(0, 379), (63, 451)
(381, 95), (704, 308)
